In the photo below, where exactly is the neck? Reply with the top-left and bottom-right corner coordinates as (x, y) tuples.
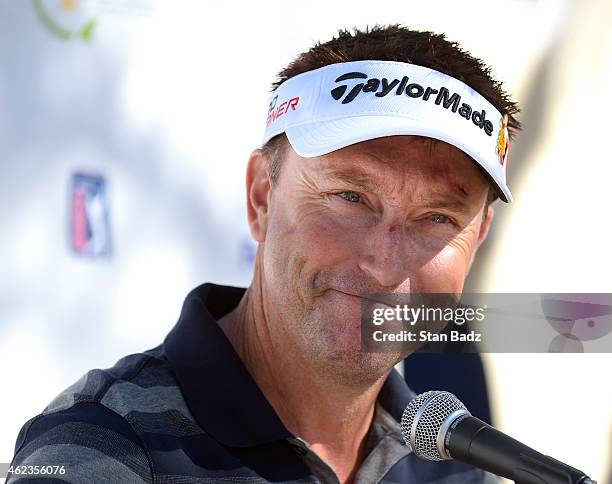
(218, 262), (388, 484)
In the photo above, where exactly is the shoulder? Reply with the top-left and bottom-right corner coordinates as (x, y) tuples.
(42, 345), (174, 415)
(8, 345), (188, 483)
(386, 453), (500, 484)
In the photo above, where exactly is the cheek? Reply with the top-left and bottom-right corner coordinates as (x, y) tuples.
(416, 229), (480, 292)
(261, 200), (361, 297)
(301, 215), (365, 257)
(278, 199), (364, 263)
(285, 223), (360, 301)
(446, 228), (478, 262)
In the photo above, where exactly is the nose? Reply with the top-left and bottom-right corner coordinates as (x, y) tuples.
(358, 222), (413, 289)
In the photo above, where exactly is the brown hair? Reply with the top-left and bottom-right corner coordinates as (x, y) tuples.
(262, 24), (521, 206)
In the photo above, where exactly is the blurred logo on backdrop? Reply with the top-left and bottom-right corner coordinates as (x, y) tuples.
(542, 294), (612, 352)
(70, 173), (112, 258)
(32, 0), (98, 41)
(32, 0), (156, 42)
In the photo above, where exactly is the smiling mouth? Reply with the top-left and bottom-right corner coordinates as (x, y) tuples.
(331, 289), (396, 309)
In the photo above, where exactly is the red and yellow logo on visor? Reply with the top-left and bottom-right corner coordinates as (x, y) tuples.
(496, 114), (510, 167)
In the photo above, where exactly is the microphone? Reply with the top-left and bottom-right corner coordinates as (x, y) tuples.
(400, 391), (596, 484)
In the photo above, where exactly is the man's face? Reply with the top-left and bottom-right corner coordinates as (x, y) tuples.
(248, 136), (494, 385)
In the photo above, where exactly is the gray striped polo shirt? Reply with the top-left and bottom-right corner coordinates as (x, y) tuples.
(8, 283), (496, 483)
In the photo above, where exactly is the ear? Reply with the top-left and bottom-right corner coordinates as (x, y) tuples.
(246, 148), (271, 243)
(477, 205), (494, 246)
(467, 205), (495, 272)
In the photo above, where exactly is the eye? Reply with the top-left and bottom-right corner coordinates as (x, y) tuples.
(336, 191), (362, 203)
(429, 214), (451, 224)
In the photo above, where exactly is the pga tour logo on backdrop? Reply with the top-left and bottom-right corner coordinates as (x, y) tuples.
(70, 173), (112, 258)
(329, 71), (496, 138)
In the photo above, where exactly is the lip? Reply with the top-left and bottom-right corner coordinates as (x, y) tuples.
(330, 289), (395, 309)
(329, 289), (363, 301)
(333, 289), (359, 297)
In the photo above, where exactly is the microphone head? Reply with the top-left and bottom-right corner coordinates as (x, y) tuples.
(401, 390), (470, 461)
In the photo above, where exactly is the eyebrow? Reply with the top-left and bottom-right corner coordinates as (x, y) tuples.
(420, 196), (472, 213)
(320, 166), (386, 192)
(320, 166), (472, 212)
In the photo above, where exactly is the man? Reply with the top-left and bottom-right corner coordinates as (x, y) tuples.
(8, 25), (519, 483)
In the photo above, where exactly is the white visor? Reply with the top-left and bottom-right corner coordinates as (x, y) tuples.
(262, 60), (512, 202)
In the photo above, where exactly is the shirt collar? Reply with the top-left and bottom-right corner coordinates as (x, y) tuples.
(164, 282), (415, 448)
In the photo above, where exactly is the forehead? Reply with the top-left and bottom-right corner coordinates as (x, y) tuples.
(297, 136), (488, 194)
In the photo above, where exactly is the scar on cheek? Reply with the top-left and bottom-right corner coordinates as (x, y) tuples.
(388, 225), (400, 233)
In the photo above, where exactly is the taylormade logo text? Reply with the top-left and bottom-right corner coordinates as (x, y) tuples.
(330, 71), (494, 136)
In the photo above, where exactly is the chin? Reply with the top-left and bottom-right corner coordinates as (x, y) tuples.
(312, 341), (403, 386)
(300, 300), (404, 384)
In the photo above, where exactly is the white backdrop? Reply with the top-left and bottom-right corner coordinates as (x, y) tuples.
(1, 0), (610, 482)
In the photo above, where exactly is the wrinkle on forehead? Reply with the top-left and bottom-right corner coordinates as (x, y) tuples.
(304, 136), (484, 203)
